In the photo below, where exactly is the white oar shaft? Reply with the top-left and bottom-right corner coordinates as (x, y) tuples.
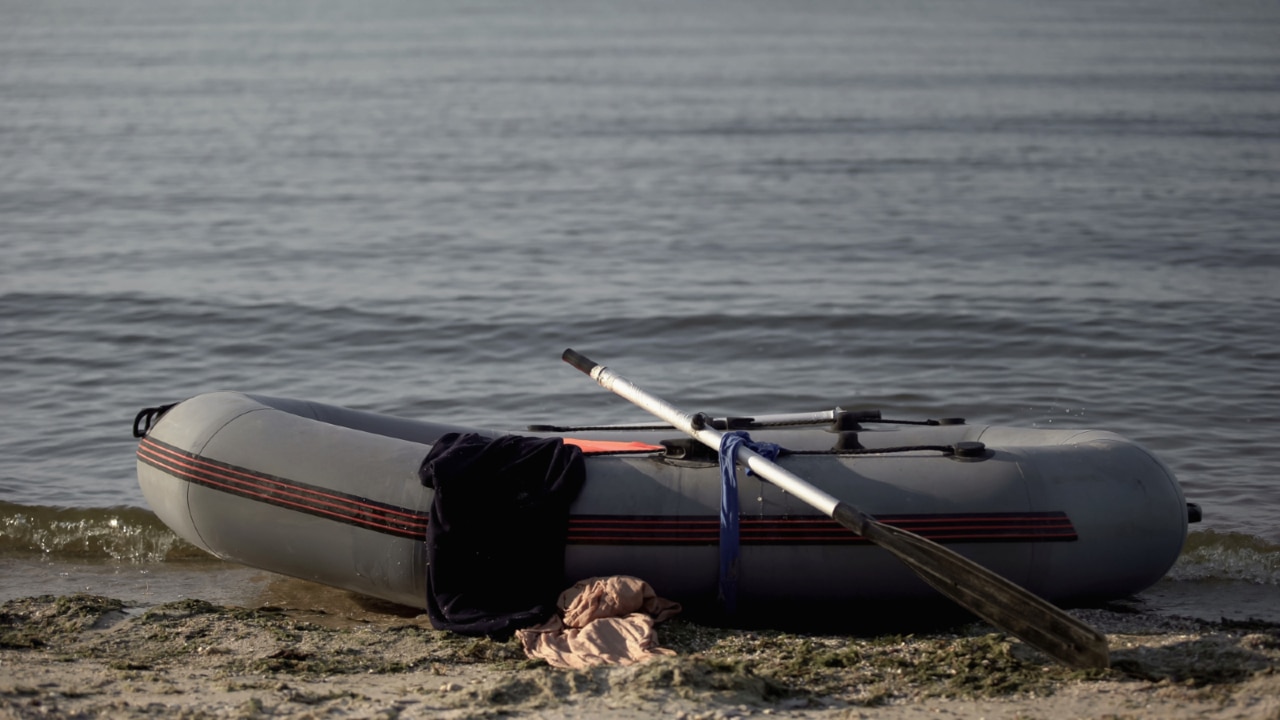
(753, 408), (843, 425)
(528, 408), (847, 434)
(588, 363), (842, 517)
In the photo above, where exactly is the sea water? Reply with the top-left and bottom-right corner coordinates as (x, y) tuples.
(2, 0), (1278, 620)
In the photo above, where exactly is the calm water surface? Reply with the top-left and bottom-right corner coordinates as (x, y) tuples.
(2, 0), (1278, 610)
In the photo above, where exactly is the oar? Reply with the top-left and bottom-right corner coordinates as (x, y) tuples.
(561, 349), (1110, 670)
(528, 407), (851, 433)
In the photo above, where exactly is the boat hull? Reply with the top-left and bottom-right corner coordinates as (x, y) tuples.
(136, 392), (1189, 616)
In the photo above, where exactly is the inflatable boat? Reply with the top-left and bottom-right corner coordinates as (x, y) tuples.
(134, 391), (1193, 622)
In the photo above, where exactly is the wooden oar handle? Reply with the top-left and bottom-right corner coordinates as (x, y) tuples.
(562, 348), (598, 375)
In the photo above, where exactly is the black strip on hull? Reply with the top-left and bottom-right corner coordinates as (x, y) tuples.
(138, 437), (428, 540)
(138, 438), (1077, 546)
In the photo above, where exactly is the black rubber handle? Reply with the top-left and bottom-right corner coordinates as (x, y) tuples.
(562, 348), (599, 375)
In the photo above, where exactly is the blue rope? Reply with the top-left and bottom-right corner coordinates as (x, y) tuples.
(718, 431), (781, 614)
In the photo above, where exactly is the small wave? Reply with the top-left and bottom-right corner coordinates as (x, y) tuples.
(1167, 529), (1280, 585)
(5, 502), (1276, 585)
(0, 501), (210, 563)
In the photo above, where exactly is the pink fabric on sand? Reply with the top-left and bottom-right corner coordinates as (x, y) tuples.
(516, 576), (682, 669)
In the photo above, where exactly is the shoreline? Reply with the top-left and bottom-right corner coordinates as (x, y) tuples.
(3, 591), (1278, 719)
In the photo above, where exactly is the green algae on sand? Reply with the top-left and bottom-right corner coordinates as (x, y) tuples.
(2, 594), (1278, 719)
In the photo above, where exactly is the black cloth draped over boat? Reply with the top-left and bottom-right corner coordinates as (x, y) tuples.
(418, 432), (586, 638)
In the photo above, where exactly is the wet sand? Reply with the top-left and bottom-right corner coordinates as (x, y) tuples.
(3, 590), (1278, 719)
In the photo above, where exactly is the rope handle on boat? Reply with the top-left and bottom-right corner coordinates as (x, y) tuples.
(132, 403), (176, 438)
(818, 441), (990, 461)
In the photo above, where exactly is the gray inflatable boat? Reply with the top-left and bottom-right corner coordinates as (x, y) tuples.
(135, 392), (1192, 617)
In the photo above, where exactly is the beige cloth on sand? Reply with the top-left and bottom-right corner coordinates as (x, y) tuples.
(516, 576), (682, 669)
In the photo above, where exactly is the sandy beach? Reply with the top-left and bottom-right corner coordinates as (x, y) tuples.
(3, 589), (1277, 720)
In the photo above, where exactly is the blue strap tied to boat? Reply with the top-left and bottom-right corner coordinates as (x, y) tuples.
(718, 430), (781, 614)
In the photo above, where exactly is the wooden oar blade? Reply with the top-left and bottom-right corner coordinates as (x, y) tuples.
(859, 517), (1110, 669)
